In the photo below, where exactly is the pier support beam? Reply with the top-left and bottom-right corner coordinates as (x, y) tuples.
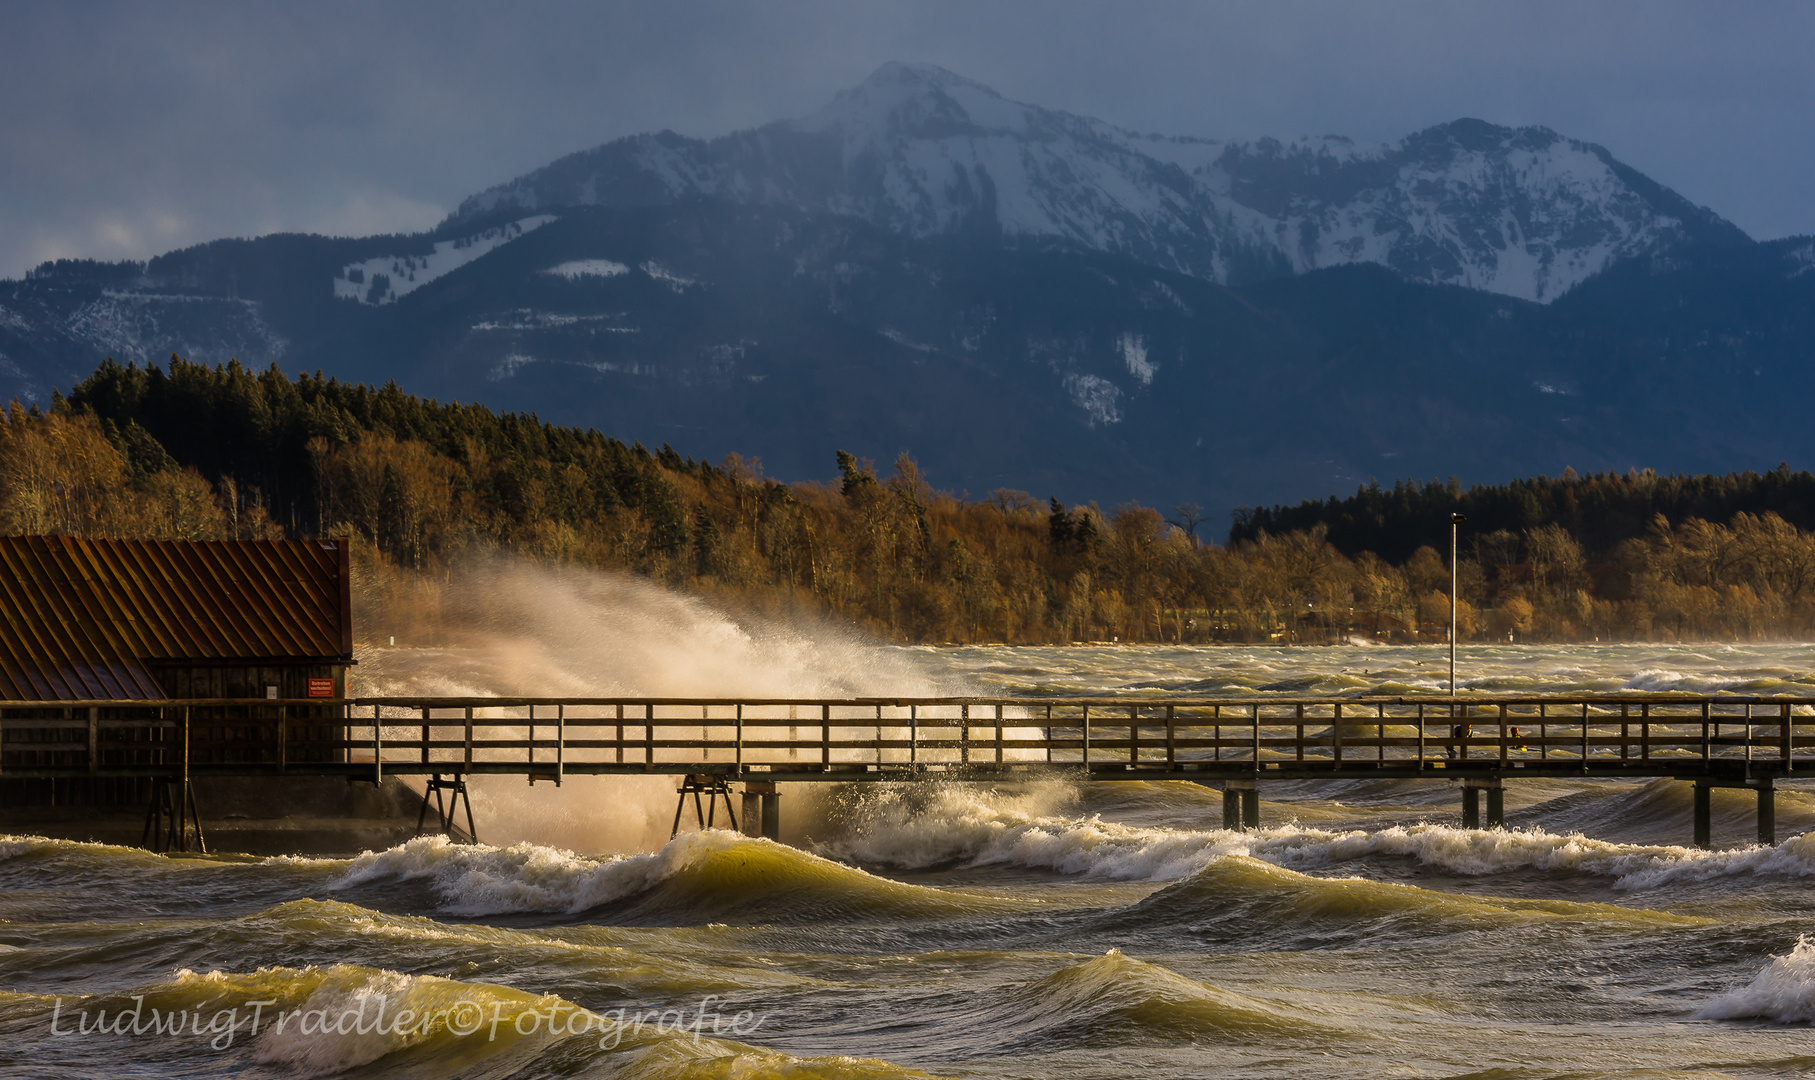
(141, 776), (206, 854)
(741, 781), (780, 841)
(672, 775), (738, 838)
(1459, 778), (1504, 830)
(1693, 783), (1712, 849)
(1223, 780), (1259, 831)
(415, 773), (477, 844)
(1760, 784), (1776, 847)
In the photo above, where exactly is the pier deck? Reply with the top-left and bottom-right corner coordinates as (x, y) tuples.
(1, 694), (1810, 783)
(4, 695), (1807, 849)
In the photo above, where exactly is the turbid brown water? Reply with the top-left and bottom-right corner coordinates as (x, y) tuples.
(9, 641), (1815, 1078)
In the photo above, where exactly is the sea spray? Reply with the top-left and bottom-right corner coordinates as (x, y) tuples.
(347, 556), (965, 852)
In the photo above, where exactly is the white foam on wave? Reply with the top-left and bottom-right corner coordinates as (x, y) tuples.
(815, 784), (1815, 889)
(331, 830), (744, 916)
(1697, 935), (1815, 1024)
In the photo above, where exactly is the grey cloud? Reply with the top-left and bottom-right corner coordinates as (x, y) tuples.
(2, 0), (1812, 278)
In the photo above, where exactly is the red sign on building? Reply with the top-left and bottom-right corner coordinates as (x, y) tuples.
(307, 678), (335, 698)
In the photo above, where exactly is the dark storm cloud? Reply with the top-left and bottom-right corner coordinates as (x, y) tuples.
(2, 0), (1811, 277)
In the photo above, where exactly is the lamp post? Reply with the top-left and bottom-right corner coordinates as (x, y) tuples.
(1450, 512), (1467, 700)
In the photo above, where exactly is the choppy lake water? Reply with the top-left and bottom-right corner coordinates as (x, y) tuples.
(9, 642), (1815, 1078)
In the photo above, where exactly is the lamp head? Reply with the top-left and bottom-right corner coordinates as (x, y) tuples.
(1450, 513), (1468, 525)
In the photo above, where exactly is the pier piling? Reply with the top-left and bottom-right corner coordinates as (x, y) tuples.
(1224, 779), (1258, 831)
(1692, 780), (1776, 848)
(1759, 783), (1775, 846)
(1460, 777), (1504, 829)
(1694, 782), (1713, 848)
(742, 781), (781, 840)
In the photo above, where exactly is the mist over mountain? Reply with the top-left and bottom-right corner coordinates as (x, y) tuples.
(0, 63), (1808, 525)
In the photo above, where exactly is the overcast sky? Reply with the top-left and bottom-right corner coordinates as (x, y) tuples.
(2, 1), (1810, 279)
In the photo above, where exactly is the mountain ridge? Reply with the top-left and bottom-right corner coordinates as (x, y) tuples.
(450, 62), (1744, 303)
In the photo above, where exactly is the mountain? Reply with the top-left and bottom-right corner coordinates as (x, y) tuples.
(453, 63), (1744, 304)
(0, 64), (1808, 529)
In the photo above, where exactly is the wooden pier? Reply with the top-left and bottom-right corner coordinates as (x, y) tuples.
(2, 694), (1808, 851)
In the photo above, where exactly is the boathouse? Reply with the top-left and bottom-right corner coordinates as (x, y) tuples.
(0, 536), (355, 807)
(0, 535), (353, 701)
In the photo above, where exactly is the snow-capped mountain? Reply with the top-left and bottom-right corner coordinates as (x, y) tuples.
(3, 61), (1806, 522)
(453, 62), (1745, 303)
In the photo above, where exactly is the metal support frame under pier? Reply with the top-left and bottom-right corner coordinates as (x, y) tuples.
(415, 773), (478, 844)
(673, 774), (739, 837)
(142, 776), (205, 854)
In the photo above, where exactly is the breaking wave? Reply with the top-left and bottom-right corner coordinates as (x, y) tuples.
(1697, 936), (1815, 1024)
(332, 830), (1025, 923)
(809, 781), (1815, 890)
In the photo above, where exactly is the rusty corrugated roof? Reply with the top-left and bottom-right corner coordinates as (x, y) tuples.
(0, 537), (352, 700)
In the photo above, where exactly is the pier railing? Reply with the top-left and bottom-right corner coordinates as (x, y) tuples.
(2, 695), (1814, 782)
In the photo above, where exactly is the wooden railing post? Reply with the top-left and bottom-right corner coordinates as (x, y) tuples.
(1579, 703), (1589, 769)
(1416, 703), (1424, 768)
(1166, 705), (1176, 767)
(960, 703), (970, 766)
(88, 706), (99, 775)
(1332, 703), (1342, 762)
(1784, 702), (1793, 771)
(1251, 704), (1260, 772)
(1702, 701), (1711, 764)
(373, 704), (383, 785)
(1081, 704), (1090, 771)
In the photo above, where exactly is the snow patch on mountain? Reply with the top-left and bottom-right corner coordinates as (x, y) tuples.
(1788, 242), (1815, 279)
(881, 328), (938, 353)
(335, 215), (555, 305)
(62, 292), (285, 367)
(543, 259), (628, 280)
(1064, 373), (1122, 427)
(1119, 332), (1155, 386)
(639, 261), (696, 292)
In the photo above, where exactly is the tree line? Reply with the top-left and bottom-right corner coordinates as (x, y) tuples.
(0, 356), (1811, 644)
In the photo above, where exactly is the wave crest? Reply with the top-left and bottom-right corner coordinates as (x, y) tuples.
(1697, 936), (1815, 1024)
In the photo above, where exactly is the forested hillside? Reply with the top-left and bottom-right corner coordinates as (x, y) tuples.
(5, 357), (1814, 645)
